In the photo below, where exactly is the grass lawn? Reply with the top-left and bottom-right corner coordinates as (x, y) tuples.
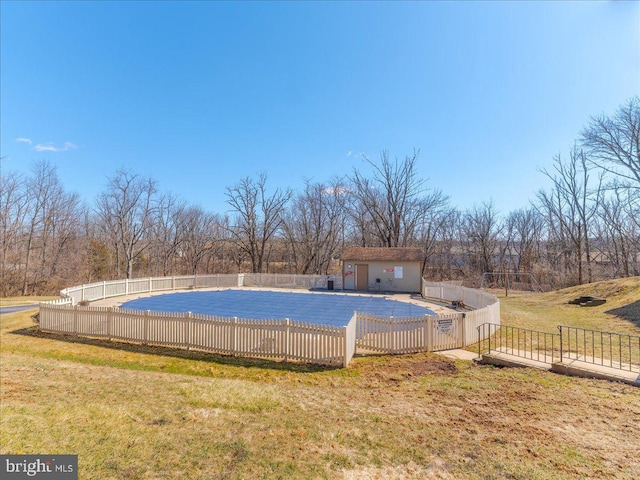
(498, 277), (640, 335)
(0, 296), (58, 306)
(1, 279), (639, 479)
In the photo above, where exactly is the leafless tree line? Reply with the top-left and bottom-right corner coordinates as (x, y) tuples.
(1, 97), (638, 296)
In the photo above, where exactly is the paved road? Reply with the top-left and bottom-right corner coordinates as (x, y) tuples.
(0, 304), (40, 315)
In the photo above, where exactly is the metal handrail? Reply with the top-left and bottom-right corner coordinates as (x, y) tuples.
(478, 323), (560, 364)
(478, 323), (640, 373)
(559, 325), (640, 373)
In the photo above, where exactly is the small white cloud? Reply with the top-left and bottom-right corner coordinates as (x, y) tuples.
(346, 151), (352, 157)
(33, 141), (78, 152)
(34, 143), (58, 152)
(324, 186), (349, 196)
(16, 137), (32, 145)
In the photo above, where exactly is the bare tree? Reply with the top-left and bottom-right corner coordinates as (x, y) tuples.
(0, 162), (85, 294)
(421, 208), (462, 281)
(349, 151), (427, 247)
(282, 177), (347, 274)
(414, 193), (452, 276)
(0, 171), (28, 295)
(41, 187), (83, 287)
(20, 162), (79, 293)
(345, 193), (378, 248)
(538, 147), (602, 284)
(225, 173), (292, 273)
(96, 169), (158, 279)
(180, 206), (223, 275)
(581, 96), (640, 189)
(459, 201), (503, 278)
(149, 192), (187, 276)
(505, 206), (543, 276)
(595, 187), (640, 278)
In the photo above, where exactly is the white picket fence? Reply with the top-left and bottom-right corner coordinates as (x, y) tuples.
(422, 279), (501, 346)
(38, 275), (500, 367)
(60, 273), (341, 305)
(39, 303), (356, 367)
(422, 280), (498, 308)
(354, 282), (500, 355)
(355, 312), (465, 353)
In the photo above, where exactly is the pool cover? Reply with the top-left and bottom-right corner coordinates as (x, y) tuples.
(121, 289), (433, 327)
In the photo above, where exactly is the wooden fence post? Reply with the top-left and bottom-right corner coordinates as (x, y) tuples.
(185, 312), (192, 350)
(284, 318), (290, 362)
(143, 310), (150, 345)
(343, 325), (348, 368)
(108, 306), (113, 341)
(390, 316), (395, 353)
(460, 313), (466, 348)
(424, 314), (429, 351)
(233, 317), (238, 355)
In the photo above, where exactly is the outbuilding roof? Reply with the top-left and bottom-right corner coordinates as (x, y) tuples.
(341, 247), (424, 262)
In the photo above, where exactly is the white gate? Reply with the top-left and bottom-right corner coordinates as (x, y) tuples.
(355, 312), (465, 354)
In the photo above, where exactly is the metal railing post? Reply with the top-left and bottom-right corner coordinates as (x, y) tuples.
(558, 326), (563, 363)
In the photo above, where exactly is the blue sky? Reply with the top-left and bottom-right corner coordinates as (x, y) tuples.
(1, 1), (638, 216)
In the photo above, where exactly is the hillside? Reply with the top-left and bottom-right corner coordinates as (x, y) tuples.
(499, 276), (640, 335)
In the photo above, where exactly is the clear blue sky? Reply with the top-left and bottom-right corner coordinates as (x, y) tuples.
(1, 1), (638, 216)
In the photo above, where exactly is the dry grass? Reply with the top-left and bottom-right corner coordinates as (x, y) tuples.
(499, 277), (640, 335)
(478, 278), (640, 365)
(1, 282), (640, 479)
(0, 296), (57, 306)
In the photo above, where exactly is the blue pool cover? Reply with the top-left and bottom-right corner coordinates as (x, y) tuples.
(121, 289), (433, 327)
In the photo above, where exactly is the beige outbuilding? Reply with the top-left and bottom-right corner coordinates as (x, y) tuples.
(341, 247), (424, 293)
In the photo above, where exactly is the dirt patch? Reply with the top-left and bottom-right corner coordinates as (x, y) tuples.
(354, 352), (458, 384)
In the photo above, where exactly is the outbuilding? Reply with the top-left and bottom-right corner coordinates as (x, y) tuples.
(341, 247), (424, 293)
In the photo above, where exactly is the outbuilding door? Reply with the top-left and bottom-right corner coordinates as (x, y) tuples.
(356, 264), (368, 291)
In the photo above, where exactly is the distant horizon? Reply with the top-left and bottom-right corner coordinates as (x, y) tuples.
(2, 1), (638, 216)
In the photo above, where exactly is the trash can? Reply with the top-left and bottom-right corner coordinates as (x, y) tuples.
(327, 280), (334, 291)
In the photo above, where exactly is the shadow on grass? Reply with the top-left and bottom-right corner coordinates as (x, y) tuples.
(605, 300), (640, 327)
(9, 326), (340, 374)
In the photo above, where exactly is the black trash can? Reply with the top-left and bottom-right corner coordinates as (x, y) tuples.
(327, 280), (334, 291)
